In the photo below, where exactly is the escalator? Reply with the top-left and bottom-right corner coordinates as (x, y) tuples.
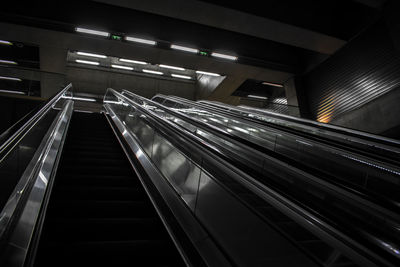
(1, 84), (399, 267)
(33, 112), (186, 267)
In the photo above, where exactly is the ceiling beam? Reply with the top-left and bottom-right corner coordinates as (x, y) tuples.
(94, 0), (346, 54)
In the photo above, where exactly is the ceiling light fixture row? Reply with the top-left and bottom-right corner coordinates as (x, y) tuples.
(74, 50), (221, 79)
(75, 27), (238, 61)
(74, 58), (193, 80)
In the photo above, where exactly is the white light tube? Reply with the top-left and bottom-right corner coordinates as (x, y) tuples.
(142, 69), (163, 75)
(262, 81), (284, 87)
(75, 27), (110, 37)
(159, 64), (185, 71)
(171, 74), (191, 80)
(171, 44), (199, 53)
(195, 70), (221, 76)
(0, 59), (17, 65)
(111, 64), (133, 70)
(211, 52), (238, 60)
(125, 36), (156, 45)
(247, 95), (268, 100)
(0, 40), (13, 45)
(0, 89), (25, 94)
(119, 58), (147, 65)
(0, 76), (22, 81)
(77, 51), (107, 58)
(75, 59), (100, 65)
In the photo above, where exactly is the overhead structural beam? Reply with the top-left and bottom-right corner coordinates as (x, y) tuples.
(95, 0), (346, 55)
(351, 0), (386, 8)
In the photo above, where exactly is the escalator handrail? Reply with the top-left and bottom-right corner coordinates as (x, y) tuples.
(0, 83), (73, 162)
(110, 89), (392, 267)
(158, 94), (400, 166)
(0, 100), (73, 264)
(201, 99), (400, 151)
(133, 91), (400, 215)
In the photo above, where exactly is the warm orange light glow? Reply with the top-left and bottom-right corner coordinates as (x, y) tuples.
(317, 95), (335, 123)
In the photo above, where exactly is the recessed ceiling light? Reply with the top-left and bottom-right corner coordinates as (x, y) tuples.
(171, 44), (199, 54)
(0, 76), (22, 81)
(119, 58), (147, 65)
(247, 95), (267, 100)
(75, 27), (110, 37)
(111, 64), (133, 70)
(143, 69), (163, 75)
(262, 81), (283, 87)
(211, 52), (238, 61)
(63, 96), (97, 102)
(75, 59), (100, 65)
(0, 89), (24, 94)
(159, 64), (185, 71)
(195, 70), (221, 77)
(171, 74), (191, 80)
(0, 40), (13, 45)
(77, 51), (107, 58)
(0, 59), (17, 65)
(125, 36), (156, 45)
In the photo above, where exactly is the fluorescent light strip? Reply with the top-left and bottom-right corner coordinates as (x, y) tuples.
(125, 36), (156, 45)
(0, 89), (24, 94)
(211, 52), (238, 61)
(0, 59), (17, 65)
(0, 40), (12, 45)
(75, 27), (110, 37)
(111, 64), (133, 70)
(159, 64), (185, 71)
(171, 74), (191, 80)
(262, 81), (284, 87)
(76, 59), (100, 65)
(195, 70), (221, 77)
(171, 44), (199, 54)
(0, 76), (22, 81)
(63, 96), (97, 102)
(77, 51), (107, 58)
(143, 69), (163, 75)
(119, 58), (147, 65)
(247, 95), (268, 100)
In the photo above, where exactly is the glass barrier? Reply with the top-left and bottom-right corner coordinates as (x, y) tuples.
(0, 85), (73, 211)
(199, 99), (400, 164)
(104, 89), (396, 267)
(150, 94), (400, 210)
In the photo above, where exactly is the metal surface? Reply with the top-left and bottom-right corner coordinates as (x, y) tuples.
(0, 100), (73, 266)
(104, 99), (320, 266)
(104, 104), (232, 267)
(105, 88), (391, 266)
(117, 89), (398, 266)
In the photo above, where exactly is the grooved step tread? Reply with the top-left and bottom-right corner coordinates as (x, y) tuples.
(34, 113), (184, 267)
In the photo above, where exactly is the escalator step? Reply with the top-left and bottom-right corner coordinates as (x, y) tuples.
(33, 112), (185, 267)
(36, 240), (183, 267)
(40, 218), (168, 242)
(46, 200), (157, 218)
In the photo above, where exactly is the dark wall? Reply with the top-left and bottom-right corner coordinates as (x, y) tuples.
(301, 17), (400, 127)
(0, 96), (43, 134)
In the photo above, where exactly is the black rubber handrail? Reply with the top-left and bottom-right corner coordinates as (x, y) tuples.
(0, 83), (72, 162)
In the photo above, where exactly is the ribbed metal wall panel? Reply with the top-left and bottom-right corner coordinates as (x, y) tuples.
(303, 20), (400, 123)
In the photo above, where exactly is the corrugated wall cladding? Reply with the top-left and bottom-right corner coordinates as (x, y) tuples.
(302, 20), (400, 123)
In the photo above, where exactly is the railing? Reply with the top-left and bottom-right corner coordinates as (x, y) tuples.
(105, 88), (395, 267)
(0, 84), (74, 266)
(197, 98), (400, 164)
(150, 94), (400, 212)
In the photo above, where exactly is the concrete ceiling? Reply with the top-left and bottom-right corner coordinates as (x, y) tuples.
(0, 0), (386, 103)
